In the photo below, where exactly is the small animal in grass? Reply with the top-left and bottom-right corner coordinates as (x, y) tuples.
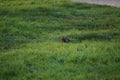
(3, 45), (10, 50)
(61, 37), (70, 43)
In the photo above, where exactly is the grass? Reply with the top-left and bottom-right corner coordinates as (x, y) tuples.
(0, 0), (120, 80)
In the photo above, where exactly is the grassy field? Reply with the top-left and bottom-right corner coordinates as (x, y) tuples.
(0, 0), (120, 80)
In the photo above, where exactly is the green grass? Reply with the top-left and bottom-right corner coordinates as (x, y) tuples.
(0, 0), (120, 80)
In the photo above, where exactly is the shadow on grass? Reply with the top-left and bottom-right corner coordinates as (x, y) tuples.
(67, 31), (120, 43)
(0, 3), (119, 30)
(62, 2), (112, 9)
(0, 3), (120, 51)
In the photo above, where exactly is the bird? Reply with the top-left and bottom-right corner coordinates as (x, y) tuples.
(61, 37), (70, 43)
(3, 45), (10, 50)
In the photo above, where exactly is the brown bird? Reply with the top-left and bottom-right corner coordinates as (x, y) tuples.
(61, 37), (70, 43)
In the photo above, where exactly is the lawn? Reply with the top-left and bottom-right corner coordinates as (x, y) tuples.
(0, 0), (120, 80)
